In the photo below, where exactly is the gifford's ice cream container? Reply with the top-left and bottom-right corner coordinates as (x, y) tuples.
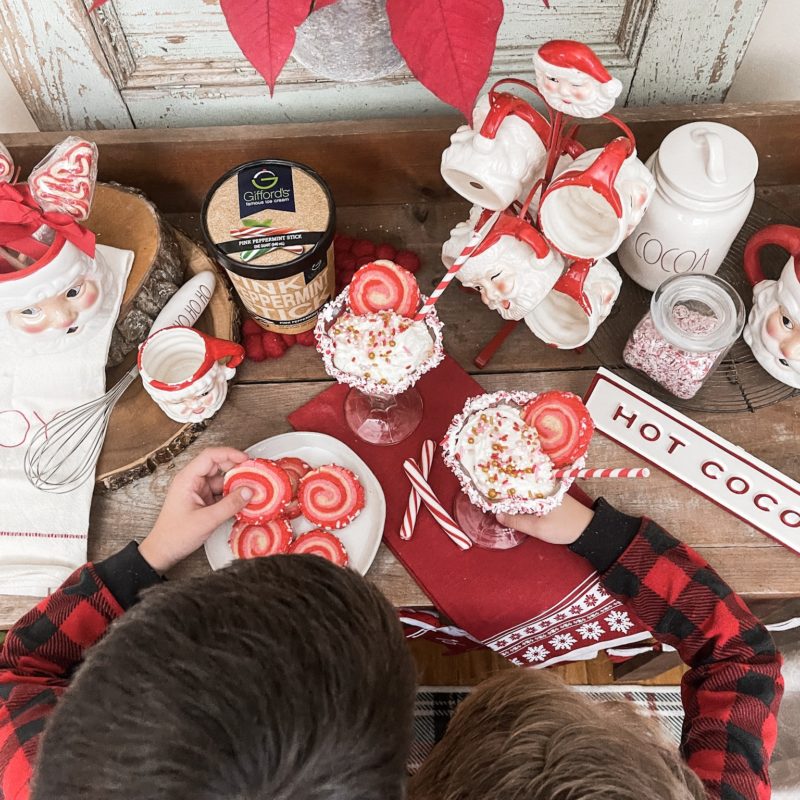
(202, 159), (335, 334)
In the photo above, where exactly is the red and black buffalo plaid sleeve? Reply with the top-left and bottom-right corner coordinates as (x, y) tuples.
(0, 543), (162, 800)
(570, 499), (784, 800)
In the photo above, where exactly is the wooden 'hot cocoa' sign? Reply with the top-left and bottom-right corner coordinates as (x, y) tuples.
(584, 368), (800, 555)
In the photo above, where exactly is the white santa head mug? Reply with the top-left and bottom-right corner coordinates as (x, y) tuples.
(440, 88), (551, 211)
(533, 39), (623, 119)
(442, 207), (563, 320)
(538, 137), (655, 260)
(138, 326), (245, 423)
(0, 235), (111, 355)
(525, 257), (622, 349)
(743, 225), (800, 388)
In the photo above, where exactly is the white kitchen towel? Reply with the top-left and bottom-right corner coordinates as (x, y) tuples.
(0, 244), (133, 596)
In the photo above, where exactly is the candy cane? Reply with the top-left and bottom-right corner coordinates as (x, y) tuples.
(554, 467), (651, 479)
(414, 210), (501, 321)
(403, 458), (472, 550)
(229, 226), (295, 238)
(400, 439), (435, 540)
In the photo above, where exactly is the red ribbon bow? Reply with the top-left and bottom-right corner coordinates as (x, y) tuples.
(0, 182), (95, 262)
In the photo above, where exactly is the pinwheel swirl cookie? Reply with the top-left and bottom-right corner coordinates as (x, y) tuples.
(298, 465), (365, 530)
(442, 390), (593, 515)
(222, 456), (365, 566)
(315, 260), (444, 396)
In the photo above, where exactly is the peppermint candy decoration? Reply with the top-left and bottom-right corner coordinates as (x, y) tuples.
(0, 143), (14, 184)
(298, 464), (365, 529)
(277, 456), (311, 521)
(228, 517), (292, 559)
(28, 137), (98, 220)
(288, 529), (349, 567)
(223, 458), (292, 522)
(348, 260), (420, 318)
(522, 391), (594, 468)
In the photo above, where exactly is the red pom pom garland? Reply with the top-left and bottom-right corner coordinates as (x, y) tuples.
(298, 464), (365, 529)
(223, 458), (293, 522)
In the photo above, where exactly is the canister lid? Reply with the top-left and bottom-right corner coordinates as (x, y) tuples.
(656, 121), (758, 201)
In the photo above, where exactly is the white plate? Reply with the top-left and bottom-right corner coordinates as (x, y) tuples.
(204, 432), (386, 575)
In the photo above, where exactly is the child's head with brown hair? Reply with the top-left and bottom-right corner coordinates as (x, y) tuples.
(32, 554), (417, 800)
(411, 668), (705, 800)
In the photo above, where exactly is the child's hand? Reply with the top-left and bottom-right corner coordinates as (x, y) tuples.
(139, 447), (252, 574)
(496, 494), (595, 546)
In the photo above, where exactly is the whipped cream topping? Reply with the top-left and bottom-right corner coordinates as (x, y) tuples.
(329, 310), (435, 386)
(454, 404), (556, 501)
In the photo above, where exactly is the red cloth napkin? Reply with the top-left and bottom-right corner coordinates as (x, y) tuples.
(289, 356), (649, 666)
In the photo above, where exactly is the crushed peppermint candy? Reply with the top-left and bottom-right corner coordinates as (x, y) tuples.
(328, 310), (434, 386)
(314, 286), (444, 395)
(442, 391), (582, 516)
(623, 306), (726, 400)
(454, 405), (556, 502)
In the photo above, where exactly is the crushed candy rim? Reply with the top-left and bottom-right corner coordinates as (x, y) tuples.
(314, 286), (445, 396)
(441, 390), (585, 515)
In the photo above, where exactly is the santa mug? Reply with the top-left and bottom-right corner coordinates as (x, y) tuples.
(0, 236), (111, 355)
(440, 89), (550, 211)
(743, 225), (800, 388)
(533, 40), (623, 119)
(138, 326), (245, 423)
(525, 257), (622, 349)
(442, 207), (563, 320)
(538, 138), (655, 261)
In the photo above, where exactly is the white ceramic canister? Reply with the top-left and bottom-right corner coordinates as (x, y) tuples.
(617, 122), (758, 291)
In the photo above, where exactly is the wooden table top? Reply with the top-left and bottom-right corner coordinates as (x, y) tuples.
(2, 105), (799, 627)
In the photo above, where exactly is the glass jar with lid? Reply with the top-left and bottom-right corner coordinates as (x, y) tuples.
(623, 274), (745, 400)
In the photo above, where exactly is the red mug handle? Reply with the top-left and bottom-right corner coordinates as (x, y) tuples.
(743, 224), (800, 286)
(201, 331), (245, 369)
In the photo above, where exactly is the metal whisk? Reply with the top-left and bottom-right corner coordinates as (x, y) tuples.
(24, 365), (139, 493)
(23, 271), (217, 494)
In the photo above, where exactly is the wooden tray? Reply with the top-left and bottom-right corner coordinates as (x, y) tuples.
(96, 230), (239, 490)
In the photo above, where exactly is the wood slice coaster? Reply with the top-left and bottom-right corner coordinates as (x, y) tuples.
(86, 183), (185, 367)
(96, 230), (239, 491)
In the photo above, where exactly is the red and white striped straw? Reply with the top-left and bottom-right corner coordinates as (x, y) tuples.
(554, 467), (651, 479)
(400, 440), (436, 540)
(414, 210), (501, 321)
(403, 458), (472, 550)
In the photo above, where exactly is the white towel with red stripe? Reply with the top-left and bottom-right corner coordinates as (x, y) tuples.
(0, 245), (132, 596)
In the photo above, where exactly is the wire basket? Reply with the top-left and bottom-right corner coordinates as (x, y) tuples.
(591, 200), (800, 413)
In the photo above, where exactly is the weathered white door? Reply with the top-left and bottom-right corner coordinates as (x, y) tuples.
(0, 0), (767, 131)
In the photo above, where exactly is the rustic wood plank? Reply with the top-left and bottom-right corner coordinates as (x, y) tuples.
(4, 104), (800, 210)
(627, 0), (768, 105)
(171, 183), (800, 383)
(0, 0), (132, 131)
(613, 649), (685, 683)
(0, 366), (794, 630)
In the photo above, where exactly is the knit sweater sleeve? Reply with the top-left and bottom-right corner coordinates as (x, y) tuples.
(0, 543), (162, 800)
(570, 499), (784, 800)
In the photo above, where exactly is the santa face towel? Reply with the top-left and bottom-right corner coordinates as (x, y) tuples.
(0, 241), (133, 595)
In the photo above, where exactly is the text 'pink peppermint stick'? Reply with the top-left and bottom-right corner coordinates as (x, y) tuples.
(414, 210), (501, 321)
(554, 467), (651, 479)
(403, 458), (472, 550)
(400, 440), (436, 541)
